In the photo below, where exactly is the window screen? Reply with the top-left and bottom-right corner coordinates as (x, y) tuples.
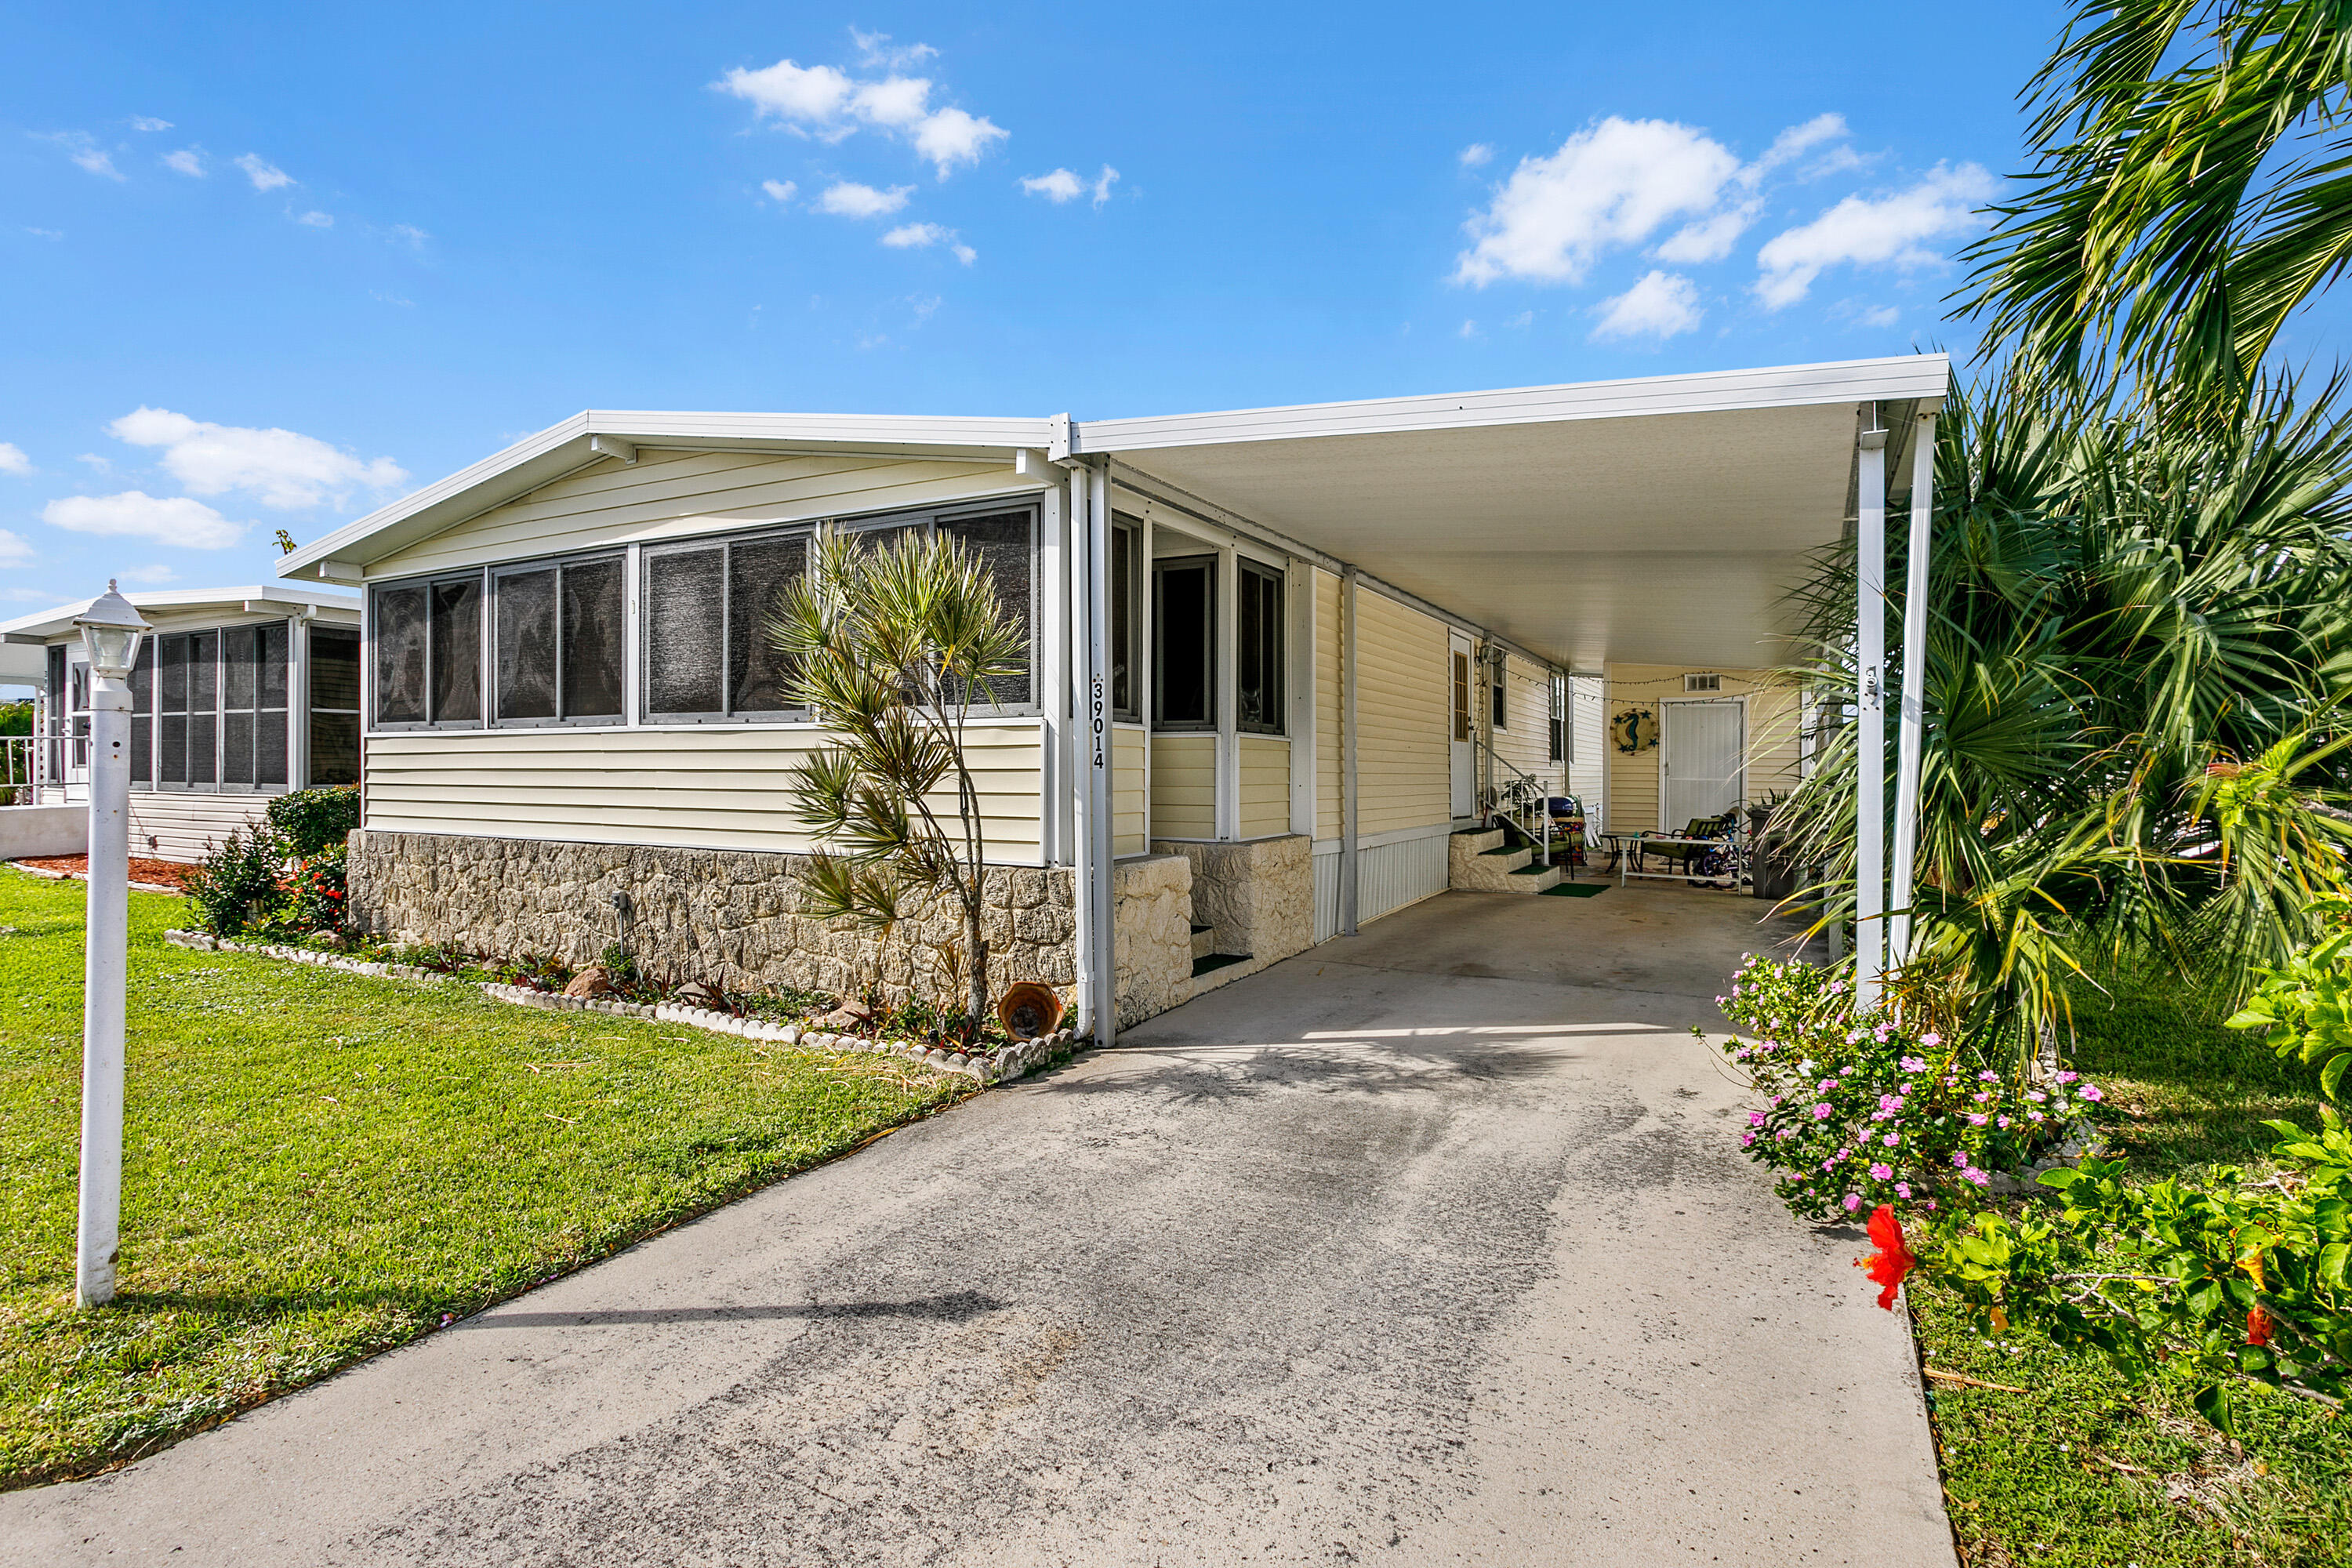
(644, 546), (725, 717)
(159, 636), (187, 786)
(44, 646), (64, 782)
(221, 629), (256, 786)
(1490, 656), (1507, 731)
(185, 631), (217, 788)
(128, 639), (152, 787)
(495, 568), (558, 721)
(1110, 521), (1139, 720)
(561, 558), (625, 719)
(374, 583), (427, 724)
(308, 626), (361, 786)
(1236, 560), (1283, 735)
(1153, 557), (1215, 729)
(430, 578), (481, 723)
(940, 510), (1034, 707)
(1549, 674), (1566, 764)
(726, 536), (804, 715)
(256, 623), (289, 787)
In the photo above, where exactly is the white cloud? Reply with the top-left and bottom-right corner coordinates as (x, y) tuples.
(1454, 118), (1740, 286)
(25, 227), (63, 241)
(761, 178), (798, 202)
(38, 132), (124, 181)
(1020, 164), (1119, 206)
(852, 75), (931, 128)
(44, 492), (243, 550)
(910, 107), (1007, 176)
(1591, 270), (1704, 340)
(1459, 143), (1493, 169)
(1754, 162), (1995, 309)
(371, 290), (414, 307)
(1506, 310), (1534, 328)
(1741, 113), (1849, 187)
(234, 154), (293, 191)
(389, 223), (428, 246)
(118, 563), (178, 585)
(162, 147), (205, 176)
(0, 442), (30, 475)
(106, 408), (407, 510)
(1020, 168), (1084, 202)
(719, 59), (855, 125)
(1858, 303), (1901, 328)
(1654, 201), (1760, 264)
(0, 529), (31, 567)
(819, 180), (912, 218)
(716, 50), (1005, 177)
(296, 209), (333, 227)
(129, 116), (172, 132)
(880, 222), (975, 264)
(1458, 319), (1479, 339)
(851, 28), (936, 68)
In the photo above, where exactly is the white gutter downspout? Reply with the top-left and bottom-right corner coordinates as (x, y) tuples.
(1855, 411), (1889, 1009)
(1889, 412), (1936, 970)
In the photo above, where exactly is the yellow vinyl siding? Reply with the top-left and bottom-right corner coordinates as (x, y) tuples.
(1601, 664), (1802, 831)
(1352, 589), (1450, 837)
(1315, 568), (1343, 839)
(1494, 652), (1558, 793)
(1114, 723), (1148, 856)
(367, 448), (1038, 579)
(361, 719), (1046, 862)
(1149, 732), (1217, 840)
(1238, 735), (1290, 838)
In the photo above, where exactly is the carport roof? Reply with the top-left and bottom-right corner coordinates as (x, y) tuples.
(278, 353), (1947, 672)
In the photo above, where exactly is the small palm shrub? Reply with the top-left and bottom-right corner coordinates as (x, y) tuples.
(265, 785), (360, 858)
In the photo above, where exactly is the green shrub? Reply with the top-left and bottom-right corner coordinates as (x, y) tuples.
(283, 845), (347, 934)
(265, 786), (359, 858)
(183, 826), (285, 937)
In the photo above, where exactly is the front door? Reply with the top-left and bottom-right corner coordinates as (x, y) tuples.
(64, 649), (91, 789)
(1449, 633), (1474, 819)
(1660, 699), (1743, 829)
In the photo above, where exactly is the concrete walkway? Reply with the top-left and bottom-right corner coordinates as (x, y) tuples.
(4, 884), (1954, 1566)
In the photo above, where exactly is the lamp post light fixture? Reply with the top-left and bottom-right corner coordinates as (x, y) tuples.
(72, 581), (149, 1309)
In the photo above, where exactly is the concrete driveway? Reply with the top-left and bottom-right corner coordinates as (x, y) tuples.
(4, 885), (1954, 1566)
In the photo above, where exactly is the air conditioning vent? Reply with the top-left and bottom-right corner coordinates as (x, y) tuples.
(1684, 672), (1722, 693)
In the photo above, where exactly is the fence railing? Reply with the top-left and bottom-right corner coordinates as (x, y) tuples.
(2, 735), (42, 804)
(1475, 735), (1554, 864)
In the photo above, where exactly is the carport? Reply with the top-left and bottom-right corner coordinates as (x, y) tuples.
(1055, 354), (1950, 1030)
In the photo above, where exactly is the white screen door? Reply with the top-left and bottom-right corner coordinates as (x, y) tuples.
(65, 649), (92, 788)
(1449, 633), (1474, 818)
(1661, 699), (1743, 828)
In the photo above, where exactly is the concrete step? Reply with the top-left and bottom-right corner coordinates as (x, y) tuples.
(1450, 828), (1534, 891)
(1191, 923), (1214, 960)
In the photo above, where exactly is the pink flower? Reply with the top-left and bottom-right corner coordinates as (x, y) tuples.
(1843, 1192), (1863, 1213)
(1895, 1181), (1912, 1199)
(1813, 1103), (1833, 1120)
(2080, 1085), (2103, 1102)
(1997, 1116), (2010, 1130)
(2055, 1070), (2078, 1083)
(1748, 1110), (1766, 1127)
(1964, 1169), (1991, 1187)
(1882, 1133), (1899, 1147)
(1742, 1131), (1757, 1148)
(1979, 1071), (2000, 1083)
(1968, 1113), (1988, 1126)
(1869, 1163), (1893, 1180)
(1919, 1033), (1942, 1047)
(1899, 1055), (1926, 1073)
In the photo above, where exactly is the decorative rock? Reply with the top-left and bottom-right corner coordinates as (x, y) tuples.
(780, 1025), (802, 1045)
(672, 980), (727, 1011)
(947, 1052), (969, 1069)
(563, 966), (615, 999)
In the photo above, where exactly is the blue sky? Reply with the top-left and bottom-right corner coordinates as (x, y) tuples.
(3, 2), (2288, 627)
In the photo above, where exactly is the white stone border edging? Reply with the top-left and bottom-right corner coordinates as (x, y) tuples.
(159, 929), (1082, 1085)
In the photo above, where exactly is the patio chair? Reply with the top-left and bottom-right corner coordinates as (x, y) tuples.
(1636, 813), (1737, 879)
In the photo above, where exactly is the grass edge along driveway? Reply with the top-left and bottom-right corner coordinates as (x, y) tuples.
(0, 868), (975, 1489)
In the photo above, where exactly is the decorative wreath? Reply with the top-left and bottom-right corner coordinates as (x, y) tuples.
(1611, 707), (1659, 754)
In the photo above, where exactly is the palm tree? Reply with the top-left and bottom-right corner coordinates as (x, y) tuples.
(768, 530), (1032, 1036)
(1773, 368), (2352, 1051)
(1962, 1), (2352, 393)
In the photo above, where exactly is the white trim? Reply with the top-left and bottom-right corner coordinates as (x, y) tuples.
(1313, 819), (1454, 855)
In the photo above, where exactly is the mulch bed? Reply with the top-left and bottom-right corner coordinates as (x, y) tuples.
(12, 855), (195, 893)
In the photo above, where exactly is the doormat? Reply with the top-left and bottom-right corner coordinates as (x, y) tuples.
(1539, 881), (1606, 898)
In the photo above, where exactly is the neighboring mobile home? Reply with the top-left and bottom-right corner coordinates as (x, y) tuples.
(2, 586), (361, 859)
(271, 355), (1948, 1033)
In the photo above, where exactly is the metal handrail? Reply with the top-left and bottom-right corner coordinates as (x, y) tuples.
(1473, 734), (1555, 866)
(1, 735), (38, 804)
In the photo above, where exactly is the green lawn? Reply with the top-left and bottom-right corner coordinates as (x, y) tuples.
(0, 867), (973, 1489)
(1914, 977), (2352, 1567)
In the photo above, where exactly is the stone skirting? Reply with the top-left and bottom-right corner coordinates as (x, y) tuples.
(347, 829), (1076, 1009)
(1112, 852), (1194, 1028)
(1151, 834), (1314, 970)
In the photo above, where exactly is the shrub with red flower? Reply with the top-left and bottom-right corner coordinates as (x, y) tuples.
(1856, 1204), (1917, 1309)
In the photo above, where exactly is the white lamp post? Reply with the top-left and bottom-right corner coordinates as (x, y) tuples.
(74, 581), (149, 1308)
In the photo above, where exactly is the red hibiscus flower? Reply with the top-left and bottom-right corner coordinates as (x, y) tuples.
(2248, 1305), (2275, 1348)
(1855, 1204), (1917, 1311)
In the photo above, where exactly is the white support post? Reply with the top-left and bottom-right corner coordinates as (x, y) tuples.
(1287, 559), (1316, 839)
(1889, 412), (1936, 968)
(1214, 541), (1240, 840)
(77, 670), (130, 1307)
(1066, 464), (1097, 1036)
(1856, 416), (1889, 1008)
(1340, 566), (1360, 935)
(1040, 477), (1071, 866)
(1085, 463), (1116, 1047)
